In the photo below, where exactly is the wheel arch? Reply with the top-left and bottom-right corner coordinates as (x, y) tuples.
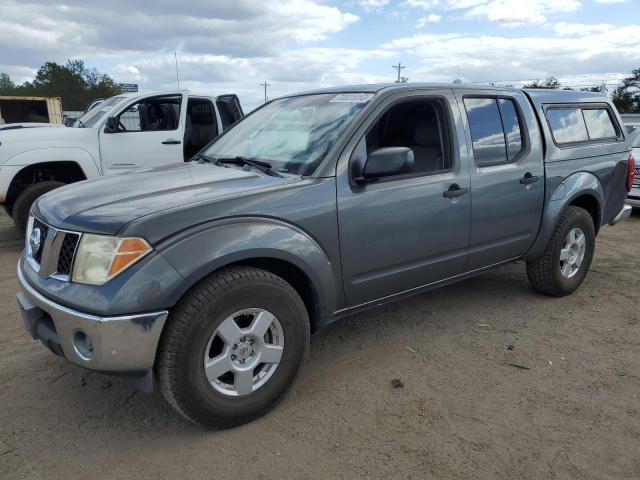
(525, 171), (604, 261)
(4, 160), (90, 212)
(157, 218), (339, 333)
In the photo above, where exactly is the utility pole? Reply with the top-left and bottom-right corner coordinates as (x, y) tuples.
(259, 81), (271, 103)
(392, 62), (405, 83)
(174, 52), (180, 90)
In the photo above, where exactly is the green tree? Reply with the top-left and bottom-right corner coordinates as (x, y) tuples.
(0, 59), (122, 110)
(0, 73), (15, 93)
(611, 68), (639, 113)
(523, 76), (561, 89)
(580, 84), (608, 93)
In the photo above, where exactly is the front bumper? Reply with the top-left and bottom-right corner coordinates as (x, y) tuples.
(609, 204), (632, 226)
(16, 262), (168, 373)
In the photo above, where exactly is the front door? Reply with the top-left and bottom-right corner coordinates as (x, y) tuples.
(455, 90), (545, 270)
(99, 93), (186, 174)
(337, 91), (472, 307)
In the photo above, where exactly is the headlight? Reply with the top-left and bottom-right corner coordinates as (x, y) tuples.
(71, 234), (152, 285)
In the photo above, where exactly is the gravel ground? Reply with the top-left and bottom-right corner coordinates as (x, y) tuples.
(1, 209), (639, 480)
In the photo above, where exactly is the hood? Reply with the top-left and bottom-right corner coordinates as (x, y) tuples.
(33, 162), (295, 235)
(0, 122), (64, 131)
(0, 126), (97, 166)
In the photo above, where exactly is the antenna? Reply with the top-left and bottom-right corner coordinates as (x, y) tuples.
(175, 52), (180, 90)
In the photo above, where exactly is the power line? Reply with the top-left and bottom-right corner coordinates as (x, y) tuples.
(392, 62), (406, 83)
(259, 81), (271, 104)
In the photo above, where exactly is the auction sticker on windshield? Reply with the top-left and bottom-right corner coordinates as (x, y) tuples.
(329, 93), (374, 103)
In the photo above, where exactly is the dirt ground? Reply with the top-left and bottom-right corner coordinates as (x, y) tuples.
(1, 209), (639, 480)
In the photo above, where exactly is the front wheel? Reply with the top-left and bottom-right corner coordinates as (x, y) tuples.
(526, 206), (596, 297)
(12, 181), (65, 232)
(157, 266), (310, 427)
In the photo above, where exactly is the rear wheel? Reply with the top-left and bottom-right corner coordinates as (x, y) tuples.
(526, 206), (595, 297)
(157, 266), (310, 427)
(12, 181), (65, 232)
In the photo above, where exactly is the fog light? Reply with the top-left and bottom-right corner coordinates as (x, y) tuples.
(73, 330), (94, 360)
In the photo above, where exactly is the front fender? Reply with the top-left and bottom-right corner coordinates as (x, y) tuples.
(157, 217), (338, 323)
(6, 147), (101, 178)
(524, 171), (603, 260)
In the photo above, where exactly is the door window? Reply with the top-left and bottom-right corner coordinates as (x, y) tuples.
(117, 96), (181, 132)
(498, 98), (524, 160)
(358, 98), (451, 177)
(464, 97), (526, 166)
(184, 99), (219, 159)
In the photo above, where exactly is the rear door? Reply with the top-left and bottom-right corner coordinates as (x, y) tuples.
(455, 90), (544, 270)
(216, 95), (244, 130)
(99, 93), (186, 174)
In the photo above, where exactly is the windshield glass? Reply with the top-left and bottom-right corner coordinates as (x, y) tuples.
(203, 93), (373, 175)
(73, 95), (126, 128)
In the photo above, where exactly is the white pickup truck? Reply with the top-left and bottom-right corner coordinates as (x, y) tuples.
(0, 90), (243, 230)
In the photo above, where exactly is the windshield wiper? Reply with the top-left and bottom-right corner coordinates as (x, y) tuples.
(214, 156), (284, 178)
(191, 153), (219, 164)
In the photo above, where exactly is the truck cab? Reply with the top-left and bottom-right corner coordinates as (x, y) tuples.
(0, 90), (243, 230)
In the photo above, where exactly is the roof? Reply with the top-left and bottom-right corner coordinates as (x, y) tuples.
(280, 83), (610, 103)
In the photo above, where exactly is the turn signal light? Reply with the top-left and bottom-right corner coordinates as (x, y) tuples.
(628, 155), (636, 192)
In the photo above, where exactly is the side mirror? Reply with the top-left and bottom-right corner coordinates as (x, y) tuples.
(104, 116), (119, 133)
(355, 147), (415, 184)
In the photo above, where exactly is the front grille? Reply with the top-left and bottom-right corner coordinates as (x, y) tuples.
(56, 233), (80, 275)
(26, 216), (81, 280)
(31, 218), (49, 264)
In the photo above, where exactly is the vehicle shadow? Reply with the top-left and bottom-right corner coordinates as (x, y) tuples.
(26, 261), (536, 437)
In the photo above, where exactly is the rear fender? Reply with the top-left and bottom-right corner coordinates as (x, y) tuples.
(524, 171), (603, 260)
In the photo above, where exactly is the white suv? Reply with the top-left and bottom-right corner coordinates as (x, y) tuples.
(0, 91), (243, 230)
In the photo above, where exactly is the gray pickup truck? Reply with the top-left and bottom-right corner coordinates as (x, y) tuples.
(16, 84), (634, 427)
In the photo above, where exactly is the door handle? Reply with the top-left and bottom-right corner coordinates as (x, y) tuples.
(520, 172), (540, 185)
(162, 139), (181, 145)
(443, 184), (469, 198)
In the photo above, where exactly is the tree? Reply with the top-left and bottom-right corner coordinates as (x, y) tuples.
(611, 68), (640, 113)
(0, 60), (122, 110)
(580, 84), (608, 93)
(523, 76), (561, 89)
(0, 73), (15, 92)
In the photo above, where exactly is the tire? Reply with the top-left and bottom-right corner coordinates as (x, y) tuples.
(526, 206), (595, 297)
(157, 266), (310, 427)
(12, 181), (65, 232)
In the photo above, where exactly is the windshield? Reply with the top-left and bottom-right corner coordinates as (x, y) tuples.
(203, 93), (373, 175)
(73, 95), (126, 128)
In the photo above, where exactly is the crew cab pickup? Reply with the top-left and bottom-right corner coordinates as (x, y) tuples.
(16, 84), (634, 427)
(0, 90), (243, 230)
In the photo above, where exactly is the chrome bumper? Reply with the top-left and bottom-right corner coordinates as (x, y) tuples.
(16, 263), (168, 372)
(609, 204), (632, 226)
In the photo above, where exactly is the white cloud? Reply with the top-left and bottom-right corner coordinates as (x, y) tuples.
(383, 24), (640, 83)
(111, 47), (394, 110)
(401, 0), (582, 26)
(417, 13), (443, 27)
(355, 0), (390, 10)
(554, 22), (614, 36)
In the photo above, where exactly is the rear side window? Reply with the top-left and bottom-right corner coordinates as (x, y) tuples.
(583, 108), (616, 139)
(464, 97), (524, 167)
(545, 105), (620, 145)
(546, 108), (589, 144)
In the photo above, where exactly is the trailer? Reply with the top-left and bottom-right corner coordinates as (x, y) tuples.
(0, 96), (63, 125)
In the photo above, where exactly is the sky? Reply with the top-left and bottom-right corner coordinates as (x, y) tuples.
(0, 0), (639, 111)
